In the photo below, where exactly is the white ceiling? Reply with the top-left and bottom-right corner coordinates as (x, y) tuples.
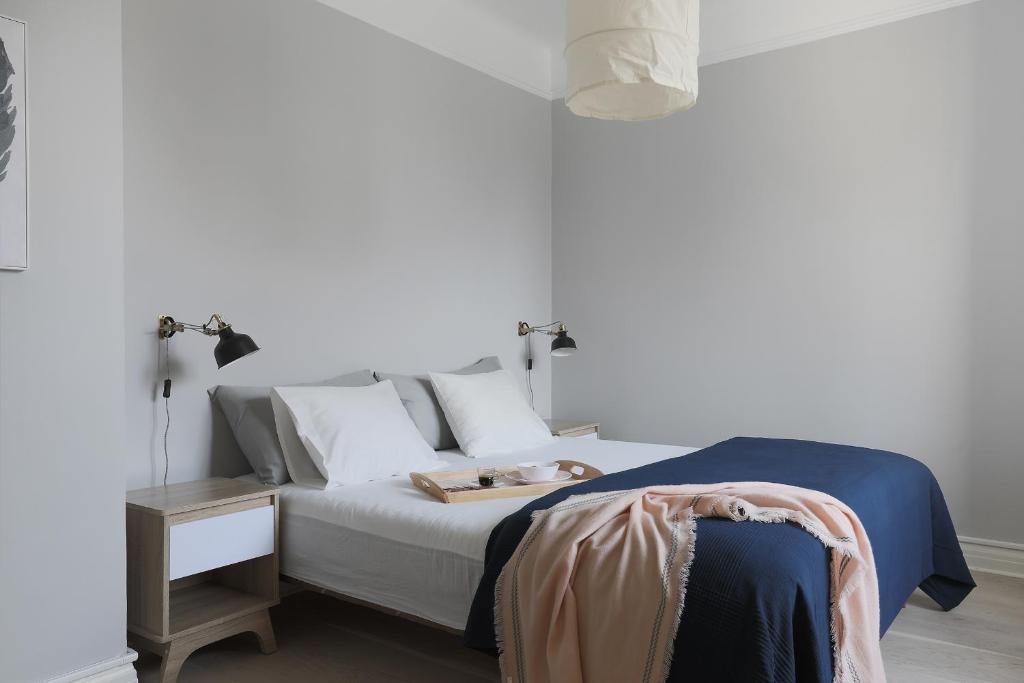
(317, 0), (983, 100)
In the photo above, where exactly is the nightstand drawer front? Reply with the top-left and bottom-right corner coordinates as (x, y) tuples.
(169, 504), (274, 580)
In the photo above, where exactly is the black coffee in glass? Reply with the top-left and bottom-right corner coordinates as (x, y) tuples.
(477, 467), (497, 487)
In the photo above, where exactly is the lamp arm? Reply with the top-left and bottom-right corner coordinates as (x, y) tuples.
(158, 313), (231, 339)
(182, 322), (220, 336)
(518, 321), (567, 337)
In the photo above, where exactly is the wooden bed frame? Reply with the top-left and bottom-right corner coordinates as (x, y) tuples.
(281, 576), (465, 636)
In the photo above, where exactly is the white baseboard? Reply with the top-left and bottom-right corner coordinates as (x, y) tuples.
(959, 536), (1024, 579)
(46, 650), (138, 683)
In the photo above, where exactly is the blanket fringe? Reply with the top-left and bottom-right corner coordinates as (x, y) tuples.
(494, 563), (507, 679)
(659, 512), (698, 682)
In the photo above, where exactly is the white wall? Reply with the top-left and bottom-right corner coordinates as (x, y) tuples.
(124, 0), (552, 488)
(552, 0), (1024, 545)
(0, 1), (127, 681)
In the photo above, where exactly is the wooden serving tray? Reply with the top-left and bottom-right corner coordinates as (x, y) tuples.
(410, 460), (604, 503)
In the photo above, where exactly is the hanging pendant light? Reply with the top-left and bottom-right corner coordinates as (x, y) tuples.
(565, 0), (700, 122)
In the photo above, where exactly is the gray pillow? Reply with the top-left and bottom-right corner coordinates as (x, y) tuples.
(376, 357), (502, 451)
(209, 369), (376, 485)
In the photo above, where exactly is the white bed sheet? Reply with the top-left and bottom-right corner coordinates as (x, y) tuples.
(247, 438), (695, 629)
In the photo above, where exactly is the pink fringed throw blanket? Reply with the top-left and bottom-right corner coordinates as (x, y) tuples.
(495, 483), (885, 683)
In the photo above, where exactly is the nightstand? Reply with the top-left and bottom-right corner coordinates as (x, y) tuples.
(126, 478), (280, 683)
(545, 419), (600, 439)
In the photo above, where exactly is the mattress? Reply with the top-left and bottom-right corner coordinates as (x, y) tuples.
(244, 438), (693, 629)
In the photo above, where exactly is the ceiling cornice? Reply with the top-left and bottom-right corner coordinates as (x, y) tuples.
(315, 0), (554, 99)
(698, 0), (984, 68)
(380, 36), (554, 100)
(319, 0), (986, 102)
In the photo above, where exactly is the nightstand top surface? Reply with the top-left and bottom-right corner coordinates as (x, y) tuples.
(544, 419), (600, 435)
(126, 477), (278, 516)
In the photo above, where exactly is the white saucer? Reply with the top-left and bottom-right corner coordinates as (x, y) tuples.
(507, 470), (573, 485)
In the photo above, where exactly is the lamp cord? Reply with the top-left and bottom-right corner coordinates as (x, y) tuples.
(162, 338), (171, 487)
(525, 334), (534, 409)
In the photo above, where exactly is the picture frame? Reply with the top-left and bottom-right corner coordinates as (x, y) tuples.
(0, 13), (27, 271)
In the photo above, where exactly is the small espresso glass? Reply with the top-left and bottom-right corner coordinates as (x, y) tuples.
(477, 467), (497, 488)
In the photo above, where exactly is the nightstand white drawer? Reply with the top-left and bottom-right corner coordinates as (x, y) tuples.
(169, 504), (274, 580)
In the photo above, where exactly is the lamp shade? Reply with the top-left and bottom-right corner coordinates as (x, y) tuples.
(214, 326), (260, 368)
(551, 331), (577, 357)
(565, 0), (700, 121)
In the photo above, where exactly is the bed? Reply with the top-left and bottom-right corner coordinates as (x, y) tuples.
(245, 436), (974, 681)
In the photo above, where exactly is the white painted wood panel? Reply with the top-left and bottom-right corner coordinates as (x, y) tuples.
(169, 506), (274, 580)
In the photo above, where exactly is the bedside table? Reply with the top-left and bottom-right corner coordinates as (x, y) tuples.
(126, 478), (280, 683)
(545, 419), (600, 439)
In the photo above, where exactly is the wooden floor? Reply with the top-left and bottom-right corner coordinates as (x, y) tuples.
(136, 571), (1024, 682)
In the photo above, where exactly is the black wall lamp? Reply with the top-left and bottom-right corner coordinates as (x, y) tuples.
(518, 320), (577, 408)
(155, 313), (259, 486)
(158, 313), (260, 369)
(518, 321), (578, 358)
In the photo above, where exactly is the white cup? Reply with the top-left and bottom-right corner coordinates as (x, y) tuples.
(517, 461), (561, 482)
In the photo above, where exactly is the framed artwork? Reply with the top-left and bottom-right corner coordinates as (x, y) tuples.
(0, 14), (26, 271)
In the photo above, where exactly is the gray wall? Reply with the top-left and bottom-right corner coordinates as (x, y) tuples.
(552, 0), (1023, 544)
(124, 0), (552, 488)
(0, 1), (127, 680)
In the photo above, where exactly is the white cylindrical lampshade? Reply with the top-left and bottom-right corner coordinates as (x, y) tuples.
(565, 0), (700, 121)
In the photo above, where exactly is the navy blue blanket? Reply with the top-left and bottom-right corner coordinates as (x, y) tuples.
(464, 438), (974, 682)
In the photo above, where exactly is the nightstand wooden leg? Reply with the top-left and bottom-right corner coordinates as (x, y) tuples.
(251, 609), (278, 654)
(158, 640), (189, 683)
(133, 610), (277, 683)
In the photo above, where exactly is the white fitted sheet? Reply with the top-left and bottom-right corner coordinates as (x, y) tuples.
(246, 438), (695, 630)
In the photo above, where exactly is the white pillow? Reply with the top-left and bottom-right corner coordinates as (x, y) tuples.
(270, 389), (328, 488)
(428, 369), (554, 458)
(271, 381), (442, 488)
